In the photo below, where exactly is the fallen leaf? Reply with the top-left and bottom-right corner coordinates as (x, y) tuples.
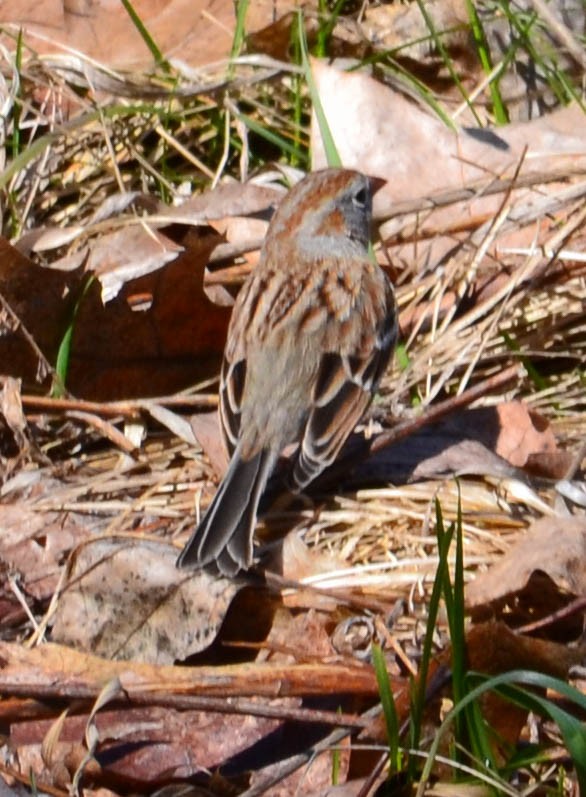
(51, 538), (240, 663)
(0, 376), (29, 458)
(362, 0), (584, 122)
(0, 0), (297, 71)
(493, 402), (558, 468)
(249, 741), (351, 797)
(362, 0), (468, 60)
(279, 531), (347, 584)
(353, 403), (558, 486)
(0, 236), (83, 391)
(466, 516), (586, 629)
(310, 60), (586, 273)
(0, 227), (233, 400)
(524, 450), (574, 480)
(172, 180), (282, 222)
(87, 225), (185, 303)
(462, 621), (586, 751)
(68, 226), (231, 399)
(311, 62), (586, 214)
(263, 607), (337, 663)
(12, 704), (287, 786)
(0, 504), (92, 603)
(145, 403), (197, 446)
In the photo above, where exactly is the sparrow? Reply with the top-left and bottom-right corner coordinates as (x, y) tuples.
(177, 168), (397, 576)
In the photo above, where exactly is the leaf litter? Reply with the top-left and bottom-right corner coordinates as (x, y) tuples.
(0, 0), (584, 793)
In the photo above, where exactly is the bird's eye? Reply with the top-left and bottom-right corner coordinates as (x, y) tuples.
(353, 186), (368, 207)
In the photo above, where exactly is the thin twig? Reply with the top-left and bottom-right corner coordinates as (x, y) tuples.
(370, 364), (521, 456)
(21, 392), (218, 418)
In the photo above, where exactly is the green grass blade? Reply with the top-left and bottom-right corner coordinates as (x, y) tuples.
(502, 331), (548, 391)
(395, 343), (410, 372)
(440, 497), (464, 758)
(415, 0), (482, 126)
(289, 21), (306, 167)
(297, 11), (341, 168)
(452, 490), (497, 772)
(233, 111), (305, 160)
(372, 643), (401, 774)
(541, 703), (586, 791)
(52, 276), (95, 398)
(464, 0), (508, 123)
(0, 102), (182, 191)
(120, 0), (169, 70)
(229, 0), (250, 78)
(497, 2), (578, 109)
(487, 677), (586, 793)
(315, 0), (348, 58)
(408, 501), (454, 777)
(11, 28), (23, 160)
(417, 670), (586, 797)
(374, 56), (458, 131)
(435, 498), (472, 768)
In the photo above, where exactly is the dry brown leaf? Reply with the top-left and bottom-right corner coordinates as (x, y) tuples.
(0, 0), (296, 70)
(355, 403), (556, 485)
(246, 8), (365, 62)
(87, 226), (185, 303)
(525, 450), (575, 480)
(0, 236), (83, 391)
(0, 504), (92, 602)
(367, 620), (586, 759)
(362, 0), (585, 122)
(69, 227), (231, 399)
(51, 538), (239, 663)
(212, 214), (269, 252)
(361, 428), (514, 485)
(249, 741), (351, 797)
(311, 62), (586, 211)
(0, 376), (29, 458)
(145, 403), (198, 446)
(362, 0), (469, 58)
(12, 704), (286, 785)
(310, 61), (586, 272)
(493, 402), (558, 468)
(307, 780), (369, 797)
(28, 226), (85, 253)
(263, 607), (337, 664)
(279, 531), (347, 584)
(363, 619), (586, 755)
(174, 180), (282, 221)
(0, 228), (232, 400)
(463, 621), (586, 749)
(466, 516), (586, 613)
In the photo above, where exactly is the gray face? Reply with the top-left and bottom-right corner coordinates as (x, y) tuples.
(296, 172), (373, 258)
(264, 169), (374, 259)
(332, 174), (372, 247)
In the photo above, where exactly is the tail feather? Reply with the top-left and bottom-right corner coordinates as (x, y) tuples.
(176, 447), (274, 575)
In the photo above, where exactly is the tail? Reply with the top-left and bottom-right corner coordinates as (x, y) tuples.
(176, 447), (274, 576)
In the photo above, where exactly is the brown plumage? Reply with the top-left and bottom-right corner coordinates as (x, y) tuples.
(177, 168), (397, 576)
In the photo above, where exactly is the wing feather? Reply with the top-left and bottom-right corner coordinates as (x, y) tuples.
(291, 281), (397, 491)
(219, 358), (246, 457)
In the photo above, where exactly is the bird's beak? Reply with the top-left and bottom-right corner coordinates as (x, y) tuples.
(368, 175), (387, 196)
